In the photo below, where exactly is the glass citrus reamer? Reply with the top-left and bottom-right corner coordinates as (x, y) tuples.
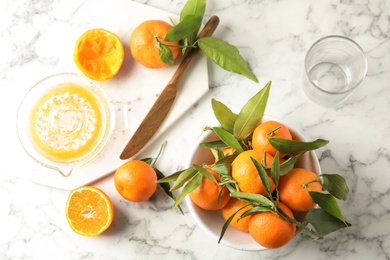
(17, 73), (114, 177)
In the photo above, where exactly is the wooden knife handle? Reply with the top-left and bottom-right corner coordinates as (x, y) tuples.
(168, 15), (220, 86)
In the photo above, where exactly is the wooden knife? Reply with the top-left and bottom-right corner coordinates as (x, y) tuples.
(120, 15), (220, 159)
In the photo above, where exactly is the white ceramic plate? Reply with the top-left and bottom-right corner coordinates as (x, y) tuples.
(25, 1), (209, 190)
(185, 116), (322, 251)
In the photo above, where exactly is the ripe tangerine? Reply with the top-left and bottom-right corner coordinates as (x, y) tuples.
(114, 160), (157, 202)
(130, 20), (180, 68)
(231, 150), (275, 195)
(279, 168), (322, 211)
(248, 202), (296, 249)
(252, 120), (292, 158)
(189, 167), (230, 211)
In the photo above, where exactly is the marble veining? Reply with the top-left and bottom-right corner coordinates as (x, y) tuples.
(1, 0), (390, 259)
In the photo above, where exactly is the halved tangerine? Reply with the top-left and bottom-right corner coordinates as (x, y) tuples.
(74, 28), (124, 81)
(65, 186), (114, 236)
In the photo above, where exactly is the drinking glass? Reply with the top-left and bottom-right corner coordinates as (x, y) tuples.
(303, 35), (367, 107)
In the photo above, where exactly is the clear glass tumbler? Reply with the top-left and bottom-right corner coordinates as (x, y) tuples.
(303, 35), (367, 107)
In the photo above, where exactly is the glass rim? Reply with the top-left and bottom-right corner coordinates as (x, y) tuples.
(304, 35), (368, 95)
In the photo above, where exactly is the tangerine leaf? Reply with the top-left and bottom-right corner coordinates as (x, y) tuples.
(211, 163), (230, 176)
(271, 152), (280, 187)
(250, 156), (271, 195)
(278, 152), (304, 175)
(141, 157), (154, 164)
(180, 0), (205, 45)
(156, 170), (183, 183)
(158, 44), (175, 65)
(198, 37), (259, 83)
(193, 164), (217, 183)
(170, 166), (198, 191)
(200, 139), (226, 149)
(165, 14), (202, 42)
(215, 153), (239, 165)
(240, 206), (273, 218)
(218, 206), (240, 243)
(309, 191), (346, 223)
(154, 168), (184, 215)
(173, 173), (202, 209)
(321, 174), (349, 201)
(212, 98), (238, 133)
(269, 138), (329, 154)
(230, 191), (274, 208)
(233, 82), (271, 140)
(180, 0), (206, 21)
(306, 208), (350, 237)
(213, 127), (244, 153)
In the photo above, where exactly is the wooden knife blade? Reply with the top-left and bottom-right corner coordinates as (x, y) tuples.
(120, 15), (220, 159)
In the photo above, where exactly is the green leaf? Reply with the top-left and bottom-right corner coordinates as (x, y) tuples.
(180, 0), (206, 21)
(141, 157), (154, 164)
(158, 44), (175, 65)
(250, 156), (271, 195)
(271, 152), (280, 188)
(170, 166), (198, 191)
(233, 82), (271, 140)
(199, 140), (227, 149)
(212, 163), (230, 176)
(240, 206), (273, 218)
(180, 0), (206, 45)
(156, 170), (183, 183)
(321, 174), (349, 201)
(278, 152), (304, 175)
(165, 14), (202, 42)
(306, 208), (350, 237)
(154, 168), (184, 214)
(213, 127), (244, 153)
(193, 164), (217, 183)
(173, 173), (202, 209)
(198, 37), (259, 83)
(219, 206), (240, 243)
(215, 153), (238, 165)
(230, 191), (275, 208)
(269, 138), (329, 154)
(309, 191), (346, 223)
(211, 98), (238, 133)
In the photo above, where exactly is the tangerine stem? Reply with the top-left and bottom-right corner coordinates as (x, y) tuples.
(267, 125), (283, 137)
(155, 36), (197, 49)
(302, 179), (321, 189)
(154, 141), (167, 167)
(277, 207), (323, 240)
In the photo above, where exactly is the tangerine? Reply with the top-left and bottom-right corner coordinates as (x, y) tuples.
(252, 120), (292, 157)
(65, 186), (114, 236)
(279, 168), (322, 211)
(248, 202), (296, 249)
(189, 167), (230, 211)
(114, 160), (157, 202)
(130, 20), (180, 68)
(231, 150), (275, 195)
(222, 198), (253, 232)
(74, 28), (124, 81)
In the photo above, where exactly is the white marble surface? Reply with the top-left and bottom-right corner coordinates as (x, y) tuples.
(1, 0), (390, 259)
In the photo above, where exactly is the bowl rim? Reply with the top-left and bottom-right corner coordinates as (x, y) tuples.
(184, 115), (322, 251)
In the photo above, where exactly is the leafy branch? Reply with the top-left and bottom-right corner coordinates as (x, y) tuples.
(156, 0), (258, 83)
(141, 142), (184, 214)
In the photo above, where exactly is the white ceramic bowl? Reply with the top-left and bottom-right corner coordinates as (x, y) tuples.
(185, 116), (321, 251)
